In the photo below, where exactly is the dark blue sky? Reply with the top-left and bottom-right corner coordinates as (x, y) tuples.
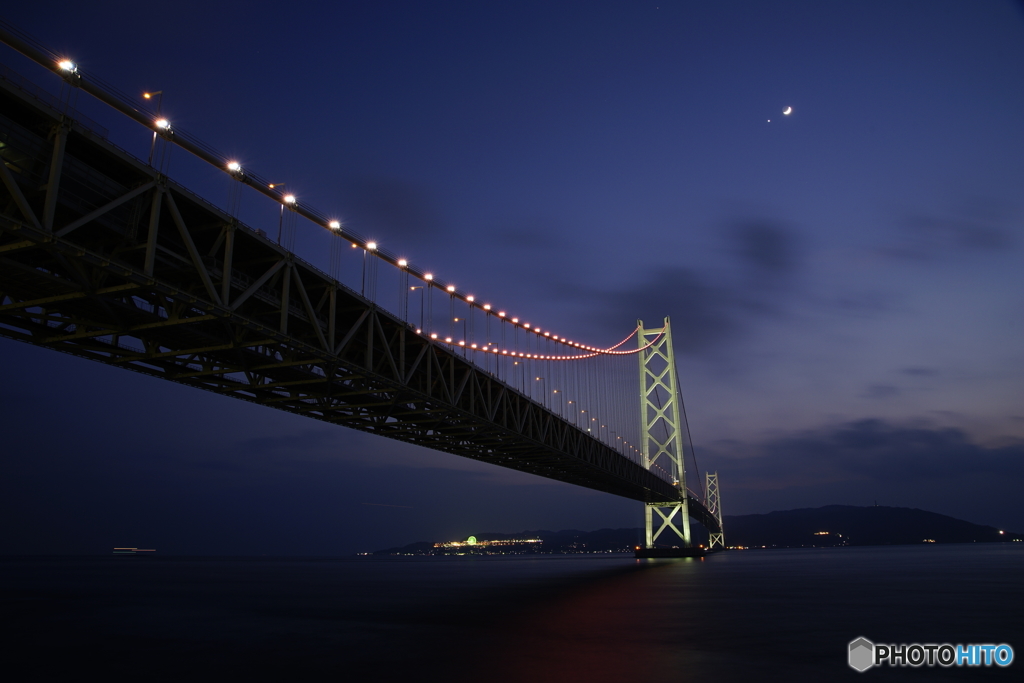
(2, 1), (1023, 554)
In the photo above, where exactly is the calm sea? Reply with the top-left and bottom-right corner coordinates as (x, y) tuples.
(2, 544), (1021, 681)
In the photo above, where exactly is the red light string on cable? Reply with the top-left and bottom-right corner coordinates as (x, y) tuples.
(42, 47), (654, 358)
(24, 40), (685, 486)
(422, 326), (664, 361)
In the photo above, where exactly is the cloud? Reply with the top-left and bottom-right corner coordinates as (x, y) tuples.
(825, 290), (895, 316)
(902, 366), (938, 376)
(906, 213), (1015, 251)
(863, 384), (900, 399)
(707, 419), (1024, 529)
(882, 202), (1019, 261)
(593, 266), (740, 353)
(490, 224), (567, 249)
(732, 220), (799, 276)
(333, 176), (447, 249)
(715, 419), (1024, 492)
(587, 219), (803, 354)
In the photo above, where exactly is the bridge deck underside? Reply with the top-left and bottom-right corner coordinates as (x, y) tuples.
(0, 73), (720, 532)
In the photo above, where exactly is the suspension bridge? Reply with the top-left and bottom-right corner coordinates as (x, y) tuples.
(0, 23), (723, 556)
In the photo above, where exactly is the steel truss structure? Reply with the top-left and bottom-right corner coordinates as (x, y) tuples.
(0, 69), (728, 526)
(705, 472), (724, 549)
(639, 317), (703, 548)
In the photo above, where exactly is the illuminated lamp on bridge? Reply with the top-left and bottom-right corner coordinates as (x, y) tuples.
(143, 91), (164, 114)
(329, 220), (341, 231)
(0, 42), (729, 565)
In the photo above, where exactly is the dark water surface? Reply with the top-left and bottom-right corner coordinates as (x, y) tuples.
(2, 544), (1021, 681)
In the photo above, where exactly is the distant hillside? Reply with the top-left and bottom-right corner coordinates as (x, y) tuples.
(371, 506), (1022, 554)
(724, 505), (1021, 548)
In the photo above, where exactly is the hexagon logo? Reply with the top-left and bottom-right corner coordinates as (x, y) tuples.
(849, 637), (874, 672)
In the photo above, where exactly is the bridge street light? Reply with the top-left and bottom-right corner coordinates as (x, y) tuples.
(453, 316), (467, 357)
(276, 191), (296, 245)
(410, 286), (425, 331)
(268, 183), (286, 240)
(396, 258), (409, 319)
(445, 285), (457, 343)
(143, 90), (164, 114)
(363, 242), (377, 299)
(143, 91), (165, 166)
(324, 220), (344, 280)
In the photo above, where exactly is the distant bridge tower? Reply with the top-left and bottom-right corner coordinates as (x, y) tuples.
(706, 471), (724, 550)
(639, 317), (692, 548)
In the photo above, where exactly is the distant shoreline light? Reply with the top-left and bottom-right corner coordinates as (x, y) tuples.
(433, 537), (542, 548)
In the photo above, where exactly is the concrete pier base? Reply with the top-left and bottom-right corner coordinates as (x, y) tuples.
(634, 546), (706, 559)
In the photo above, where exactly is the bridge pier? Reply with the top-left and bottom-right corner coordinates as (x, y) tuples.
(645, 499), (691, 548)
(636, 499), (701, 557)
(634, 545), (706, 559)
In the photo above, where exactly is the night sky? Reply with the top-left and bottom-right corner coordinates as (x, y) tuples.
(2, 1), (1022, 555)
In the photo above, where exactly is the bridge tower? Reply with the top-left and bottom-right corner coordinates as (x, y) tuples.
(706, 471), (724, 550)
(638, 317), (692, 549)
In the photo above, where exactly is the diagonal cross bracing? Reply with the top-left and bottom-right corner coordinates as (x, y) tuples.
(639, 317), (695, 546)
(706, 471), (725, 549)
(0, 74), (717, 510)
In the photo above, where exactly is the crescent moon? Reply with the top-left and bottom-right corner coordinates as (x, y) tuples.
(783, 106), (793, 115)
